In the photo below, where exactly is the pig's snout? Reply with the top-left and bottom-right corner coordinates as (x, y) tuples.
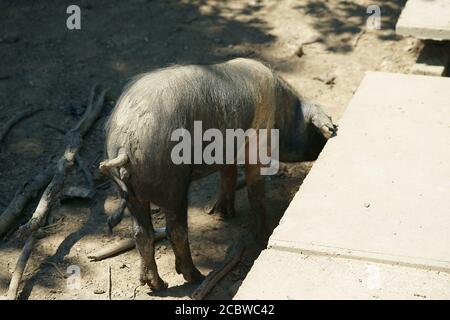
(319, 123), (338, 140)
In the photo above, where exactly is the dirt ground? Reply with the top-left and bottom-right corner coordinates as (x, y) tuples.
(0, 0), (420, 300)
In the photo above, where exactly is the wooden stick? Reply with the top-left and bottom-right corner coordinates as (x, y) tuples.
(108, 266), (112, 300)
(0, 106), (43, 145)
(6, 234), (37, 300)
(4, 85), (108, 300)
(353, 29), (366, 48)
(0, 166), (54, 237)
(192, 241), (244, 300)
(88, 227), (166, 261)
(17, 85), (108, 239)
(43, 124), (94, 191)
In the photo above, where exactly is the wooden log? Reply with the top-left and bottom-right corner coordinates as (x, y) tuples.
(88, 227), (166, 261)
(6, 234), (37, 300)
(17, 85), (108, 239)
(0, 166), (53, 237)
(4, 84), (108, 300)
(108, 266), (112, 300)
(192, 241), (244, 300)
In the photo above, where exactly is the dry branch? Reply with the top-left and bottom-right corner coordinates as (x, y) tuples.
(0, 166), (54, 237)
(17, 84), (108, 239)
(0, 106), (43, 145)
(192, 241), (244, 300)
(353, 29), (366, 48)
(88, 227), (166, 261)
(4, 84), (108, 300)
(108, 266), (112, 300)
(6, 234), (37, 300)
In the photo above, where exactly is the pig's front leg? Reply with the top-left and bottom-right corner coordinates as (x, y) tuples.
(245, 164), (270, 245)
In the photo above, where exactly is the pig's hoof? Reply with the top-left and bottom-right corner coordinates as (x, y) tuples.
(214, 202), (235, 220)
(150, 278), (168, 291)
(140, 272), (168, 291)
(141, 277), (168, 291)
(176, 263), (204, 283)
(184, 268), (204, 284)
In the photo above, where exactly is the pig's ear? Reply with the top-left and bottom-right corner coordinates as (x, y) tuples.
(311, 115), (338, 140)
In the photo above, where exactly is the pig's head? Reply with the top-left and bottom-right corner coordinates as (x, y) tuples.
(302, 102), (337, 160)
(278, 99), (337, 162)
(308, 103), (337, 140)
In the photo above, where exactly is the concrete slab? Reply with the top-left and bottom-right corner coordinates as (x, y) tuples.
(269, 72), (450, 272)
(234, 249), (450, 300)
(396, 0), (450, 41)
(411, 41), (450, 76)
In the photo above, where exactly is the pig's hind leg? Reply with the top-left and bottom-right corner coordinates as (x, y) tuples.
(128, 197), (167, 290)
(165, 198), (204, 284)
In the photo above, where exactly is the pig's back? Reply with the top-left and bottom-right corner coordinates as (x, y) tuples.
(105, 59), (277, 184)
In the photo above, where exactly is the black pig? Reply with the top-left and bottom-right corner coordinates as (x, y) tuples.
(100, 58), (336, 290)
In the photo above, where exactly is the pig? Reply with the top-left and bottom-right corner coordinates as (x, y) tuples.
(100, 58), (337, 290)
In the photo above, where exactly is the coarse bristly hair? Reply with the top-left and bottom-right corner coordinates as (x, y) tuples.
(104, 58), (328, 169)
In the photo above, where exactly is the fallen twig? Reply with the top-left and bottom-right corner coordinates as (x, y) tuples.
(132, 284), (142, 299)
(0, 166), (54, 237)
(5, 84), (108, 300)
(88, 227), (166, 261)
(0, 106), (43, 145)
(108, 266), (112, 300)
(43, 125), (95, 191)
(192, 241), (244, 300)
(353, 29), (366, 48)
(6, 234), (38, 300)
(17, 84), (108, 239)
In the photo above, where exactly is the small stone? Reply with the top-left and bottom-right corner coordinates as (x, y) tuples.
(93, 289), (105, 294)
(295, 46), (304, 57)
